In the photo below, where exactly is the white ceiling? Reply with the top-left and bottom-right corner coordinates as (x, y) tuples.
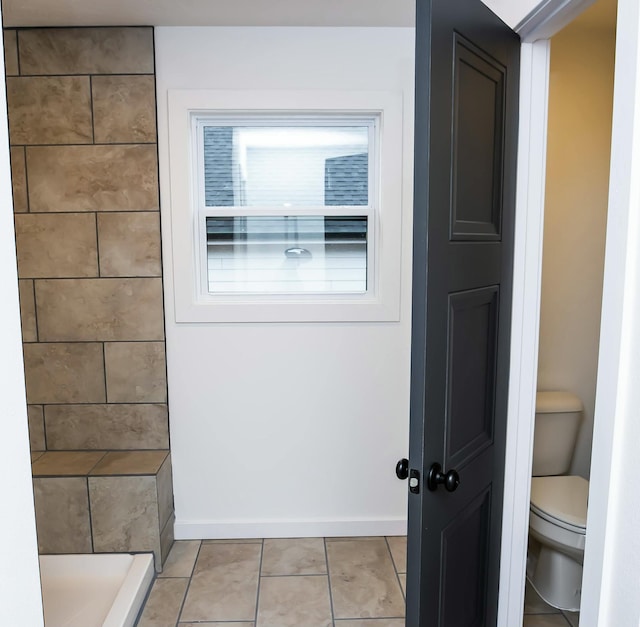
(1, 0), (616, 35)
(1, 0), (416, 28)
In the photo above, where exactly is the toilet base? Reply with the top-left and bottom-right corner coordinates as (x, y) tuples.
(527, 541), (582, 612)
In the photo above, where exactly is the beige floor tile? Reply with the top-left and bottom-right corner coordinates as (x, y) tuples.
(160, 540), (202, 578)
(386, 536), (407, 574)
(398, 574), (406, 597)
(563, 612), (580, 627)
(180, 623), (254, 626)
(180, 543), (261, 622)
(261, 538), (327, 576)
(336, 621), (405, 627)
(137, 577), (188, 627)
(256, 575), (332, 627)
(326, 537), (405, 619)
(524, 581), (560, 614)
(523, 614), (572, 626)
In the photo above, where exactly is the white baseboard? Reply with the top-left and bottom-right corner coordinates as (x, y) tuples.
(174, 517), (408, 540)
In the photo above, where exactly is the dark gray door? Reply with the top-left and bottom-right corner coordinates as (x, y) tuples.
(405, 0), (520, 625)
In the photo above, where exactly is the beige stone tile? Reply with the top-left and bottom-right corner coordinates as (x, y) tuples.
(180, 543), (261, 622)
(524, 581), (559, 614)
(179, 624), (254, 626)
(35, 278), (164, 341)
(138, 577), (188, 627)
(90, 450), (168, 476)
(18, 27), (154, 75)
(31, 451), (106, 476)
(33, 477), (91, 553)
(6, 76), (92, 145)
(386, 536), (407, 574)
(89, 474), (161, 561)
(398, 574), (406, 598)
(28, 404), (46, 451)
(4, 30), (19, 76)
(10, 146), (27, 212)
(159, 540), (201, 578)
(27, 144), (159, 213)
(261, 538), (327, 576)
(160, 513), (175, 571)
(15, 213), (98, 278)
(523, 615), (571, 627)
(45, 403), (169, 450)
(31, 451), (44, 463)
(23, 342), (105, 404)
(336, 621), (405, 627)
(157, 456), (174, 529)
(326, 537), (405, 620)
(98, 212), (161, 277)
(18, 279), (37, 342)
(93, 75), (157, 143)
(104, 341), (167, 402)
(257, 575), (332, 627)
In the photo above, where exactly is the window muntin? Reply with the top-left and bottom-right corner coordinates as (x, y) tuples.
(196, 117), (376, 296)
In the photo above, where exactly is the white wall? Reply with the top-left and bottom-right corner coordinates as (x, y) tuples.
(156, 27), (415, 538)
(0, 25), (45, 627)
(537, 17), (616, 478)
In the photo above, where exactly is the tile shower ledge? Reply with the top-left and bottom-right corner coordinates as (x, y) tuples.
(32, 450), (174, 570)
(31, 450), (169, 477)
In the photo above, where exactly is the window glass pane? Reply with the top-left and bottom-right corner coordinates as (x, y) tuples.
(203, 125), (369, 207)
(206, 216), (367, 293)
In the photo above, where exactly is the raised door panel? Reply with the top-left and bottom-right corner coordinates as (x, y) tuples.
(451, 35), (506, 241)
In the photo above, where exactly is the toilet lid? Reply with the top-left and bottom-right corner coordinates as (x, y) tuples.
(530, 475), (588, 532)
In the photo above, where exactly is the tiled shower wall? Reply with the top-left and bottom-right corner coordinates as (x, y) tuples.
(5, 27), (173, 563)
(5, 27), (168, 451)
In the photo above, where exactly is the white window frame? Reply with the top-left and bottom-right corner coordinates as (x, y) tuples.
(167, 89), (403, 323)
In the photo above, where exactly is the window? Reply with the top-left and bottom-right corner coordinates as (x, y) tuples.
(167, 90), (403, 322)
(196, 119), (374, 295)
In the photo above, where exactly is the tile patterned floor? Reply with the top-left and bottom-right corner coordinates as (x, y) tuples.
(137, 537), (407, 627)
(524, 581), (580, 627)
(137, 536), (580, 627)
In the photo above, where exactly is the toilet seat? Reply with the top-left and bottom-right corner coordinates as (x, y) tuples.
(530, 475), (588, 534)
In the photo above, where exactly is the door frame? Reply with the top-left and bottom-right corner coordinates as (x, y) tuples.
(497, 0), (635, 624)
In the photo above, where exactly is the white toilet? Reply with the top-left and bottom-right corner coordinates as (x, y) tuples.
(527, 390), (589, 612)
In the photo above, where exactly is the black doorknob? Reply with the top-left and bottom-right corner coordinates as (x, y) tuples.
(395, 458), (409, 480)
(426, 462), (460, 492)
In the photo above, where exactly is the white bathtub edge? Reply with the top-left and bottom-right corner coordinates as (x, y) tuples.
(103, 553), (155, 627)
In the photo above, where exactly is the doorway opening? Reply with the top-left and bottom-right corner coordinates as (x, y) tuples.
(523, 1), (617, 625)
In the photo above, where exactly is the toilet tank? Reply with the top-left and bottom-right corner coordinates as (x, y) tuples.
(532, 391), (583, 476)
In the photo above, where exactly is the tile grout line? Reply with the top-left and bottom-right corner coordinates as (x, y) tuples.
(15, 30), (22, 77)
(385, 536), (406, 603)
(172, 539), (204, 627)
(86, 475), (95, 552)
(253, 539), (265, 627)
(89, 74), (96, 144)
(324, 537), (337, 626)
